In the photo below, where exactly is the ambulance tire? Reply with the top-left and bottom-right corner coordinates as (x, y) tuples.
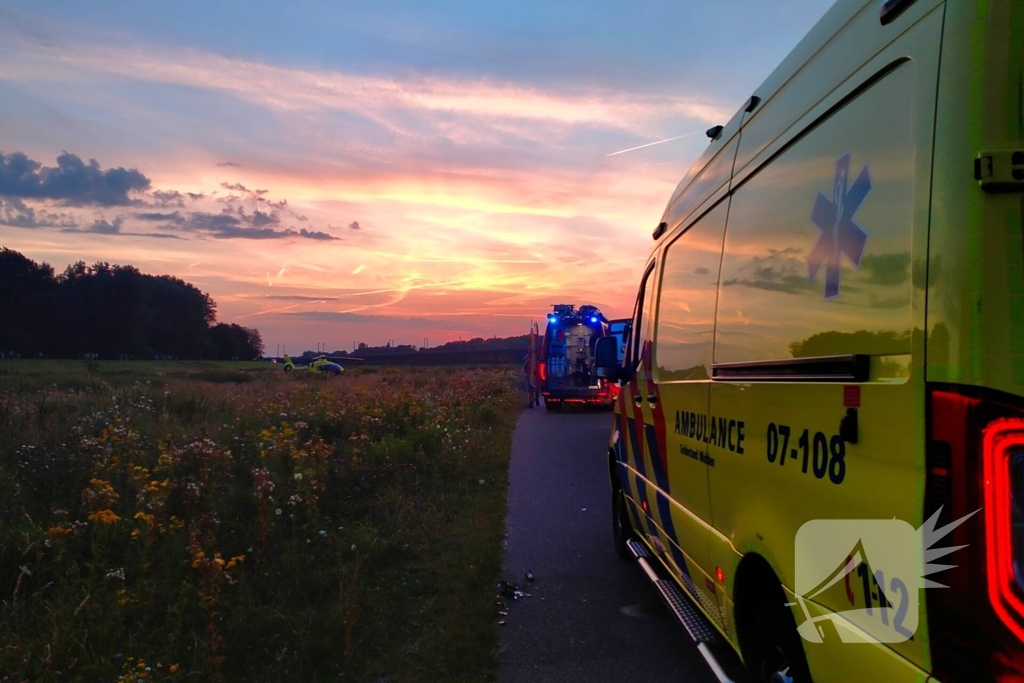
(748, 601), (813, 683)
(612, 482), (633, 560)
(545, 399), (562, 412)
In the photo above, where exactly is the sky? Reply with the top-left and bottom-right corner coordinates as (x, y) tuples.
(0, 0), (834, 353)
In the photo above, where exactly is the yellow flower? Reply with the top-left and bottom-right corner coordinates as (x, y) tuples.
(169, 664), (179, 673)
(87, 509), (121, 525)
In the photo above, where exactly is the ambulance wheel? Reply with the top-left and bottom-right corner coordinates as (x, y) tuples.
(748, 601), (813, 683)
(612, 482), (633, 560)
(545, 399), (562, 412)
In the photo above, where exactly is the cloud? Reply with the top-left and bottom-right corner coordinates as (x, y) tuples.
(250, 210), (279, 227)
(263, 294), (340, 301)
(135, 211), (182, 222)
(282, 310), (467, 331)
(151, 189), (185, 207)
(721, 247), (815, 295)
(154, 208), (339, 241)
(2, 38), (732, 141)
(221, 182), (268, 196)
(0, 150), (151, 206)
(216, 161), (241, 167)
(859, 252), (910, 287)
(348, 221), (361, 231)
(297, 228), (336, 241)
(87, 217), (123, 234)
(0, 197), (78, 229)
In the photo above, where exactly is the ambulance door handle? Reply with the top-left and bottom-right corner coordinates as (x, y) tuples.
(647, 394), (657, 406)
(634, 394), (643, 406)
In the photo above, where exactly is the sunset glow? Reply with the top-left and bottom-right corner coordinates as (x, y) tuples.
(0, 1), (832, 352)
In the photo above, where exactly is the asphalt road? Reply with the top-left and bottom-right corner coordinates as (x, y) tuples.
(497, 405), (717, 683)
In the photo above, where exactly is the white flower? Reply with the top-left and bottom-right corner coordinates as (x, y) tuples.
(275, 508), (282, 516)
(293, 472), (303, 481)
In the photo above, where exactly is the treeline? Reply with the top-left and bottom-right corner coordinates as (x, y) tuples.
(0, 248), (263, 360)
(341, 335), (530, 358)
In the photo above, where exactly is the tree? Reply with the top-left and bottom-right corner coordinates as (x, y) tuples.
(0, 248), (56, 355)
(0, 248), (262, 360)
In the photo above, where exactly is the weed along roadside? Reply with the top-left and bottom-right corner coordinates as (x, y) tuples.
(0, 361), (520, 682)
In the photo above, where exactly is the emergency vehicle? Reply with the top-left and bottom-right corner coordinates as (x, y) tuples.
(539, 304), (615, 410)
(594, 1), (1024, 681)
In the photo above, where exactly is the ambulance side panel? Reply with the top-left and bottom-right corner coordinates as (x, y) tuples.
(704, 3), (944, 680)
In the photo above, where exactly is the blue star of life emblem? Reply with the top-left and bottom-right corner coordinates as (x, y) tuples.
(808, 154), (871, 299)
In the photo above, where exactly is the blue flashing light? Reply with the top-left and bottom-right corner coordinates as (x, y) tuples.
(548, 315), (558, 324)
(590, 316), (598, 323)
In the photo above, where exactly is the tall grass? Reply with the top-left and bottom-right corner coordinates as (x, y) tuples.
(0, 362), (519, 682)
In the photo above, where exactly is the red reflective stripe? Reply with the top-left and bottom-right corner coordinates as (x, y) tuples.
(642, 340), (669, 483)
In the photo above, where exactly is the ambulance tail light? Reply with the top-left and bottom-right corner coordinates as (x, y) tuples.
(982, 421), (1024, 643)
(927, 387), (1024, 681)
(538, 362), (546, 382)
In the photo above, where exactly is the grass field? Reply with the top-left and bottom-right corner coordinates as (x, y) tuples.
(0, 360), (521, 682)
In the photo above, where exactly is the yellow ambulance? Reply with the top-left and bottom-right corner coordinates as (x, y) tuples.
(594, 0), (1024, 681)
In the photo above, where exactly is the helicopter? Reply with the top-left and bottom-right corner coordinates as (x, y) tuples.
(282, 354), (345, 376)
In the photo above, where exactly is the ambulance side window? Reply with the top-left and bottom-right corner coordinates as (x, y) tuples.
(715, 63), (916, 365)
(655, 201), (728, 382)
(627, 262), (657, 371)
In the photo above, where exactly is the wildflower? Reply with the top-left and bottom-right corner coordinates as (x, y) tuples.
(87, 509), (121, 525)
(275, 508), (282, 516)
(169, 665), (178, 673)
(293, 472), (303, 481)
(105, 567), (126, 581)
(319, 530), (327, 537)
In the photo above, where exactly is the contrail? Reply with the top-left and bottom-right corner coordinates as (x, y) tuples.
(606, 131), (701, 157)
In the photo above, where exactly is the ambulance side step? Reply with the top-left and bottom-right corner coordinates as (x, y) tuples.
(654, 578), (719, 643)
(625, 538), (746, 683)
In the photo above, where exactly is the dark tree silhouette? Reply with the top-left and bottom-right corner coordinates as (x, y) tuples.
(0, 248), (56, 355)
(0, 248), (261, 360)
(209, 323), (264, 360)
